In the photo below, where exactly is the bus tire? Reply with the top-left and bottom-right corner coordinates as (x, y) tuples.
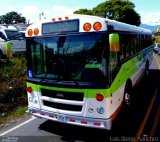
(124, 79), (133, 106)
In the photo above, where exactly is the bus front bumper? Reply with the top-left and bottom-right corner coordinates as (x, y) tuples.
(28, 108), (112, 130)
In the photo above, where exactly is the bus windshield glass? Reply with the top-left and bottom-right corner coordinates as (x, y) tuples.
(27, 32), (109, 85)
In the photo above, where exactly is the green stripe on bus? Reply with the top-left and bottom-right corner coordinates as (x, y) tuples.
(110, 55), (139, 93)
(27, 82), (111, 98)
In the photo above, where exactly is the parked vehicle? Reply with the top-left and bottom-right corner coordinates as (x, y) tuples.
(153, 43), (160, 53)
(0, 25), (26, 58)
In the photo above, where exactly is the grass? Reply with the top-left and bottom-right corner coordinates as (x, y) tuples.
(0, 106), (28, 126)
(0, 55), (28, 127)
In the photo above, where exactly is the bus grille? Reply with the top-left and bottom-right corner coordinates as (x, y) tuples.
(41, 89), (84, 101)
(41, 89), (84, 111)
(43, 100), (82, 111)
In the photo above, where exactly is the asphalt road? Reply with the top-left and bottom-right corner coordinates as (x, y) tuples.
(0, 53), (160, 142)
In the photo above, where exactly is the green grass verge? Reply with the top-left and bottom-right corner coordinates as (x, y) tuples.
(0, 106), (27, 126)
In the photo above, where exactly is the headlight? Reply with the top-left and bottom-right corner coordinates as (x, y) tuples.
(88, 108), (94, 113)
(97, 106), (104, 114)
(29, 97), (33, 102)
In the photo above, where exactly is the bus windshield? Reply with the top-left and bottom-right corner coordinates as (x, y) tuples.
(27, 32), (109, 85)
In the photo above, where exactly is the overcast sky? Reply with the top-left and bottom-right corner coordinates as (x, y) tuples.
(0, 0), (159, 25)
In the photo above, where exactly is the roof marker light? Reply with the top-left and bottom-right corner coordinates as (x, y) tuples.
(65, 16), (69, 20)
(28, 29), (33, 36)
(58, 17), (62, 21)
(52, 18), (56, 21)
(83, 22), (91, 32)
(34, 28), (39, 36)
(93, 22), (102, 31)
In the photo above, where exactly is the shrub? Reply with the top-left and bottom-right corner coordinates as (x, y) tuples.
(0, 56), (27, 116)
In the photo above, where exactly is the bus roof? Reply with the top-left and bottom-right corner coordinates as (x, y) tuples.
(26, 14), (152, 37)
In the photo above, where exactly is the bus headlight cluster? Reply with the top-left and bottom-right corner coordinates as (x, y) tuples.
(28, 95), (38, 104)
(29, 97), (33, 102)
(97, 106), (105, 114)
(34, 100), (38, 104)
(88, 108), (94, 113)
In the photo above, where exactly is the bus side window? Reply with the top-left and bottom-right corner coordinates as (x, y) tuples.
(119, 36), (124, 60)
(119, 34), (126, 60)
(110, 52), (118, 71)
(126, 35), (133, 57)
(130, 35), (135, 55)
(136, 35), (140, 52)
(133, 35), (137, 53)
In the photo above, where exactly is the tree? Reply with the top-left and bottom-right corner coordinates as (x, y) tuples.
(74, 9), (93, 15)
(0, 16), (3, 24)
(0, 11), (26, 24)
(74, 0), (141, 26)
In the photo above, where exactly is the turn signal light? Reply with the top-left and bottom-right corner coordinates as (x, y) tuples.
(93, 22), (102, 31)
(83, 23), (91, 31)
(28, 29), (33, 36)
(34, 28), (39, 36)
(96, 93), (104, 101)
(26, 87), (33, 93)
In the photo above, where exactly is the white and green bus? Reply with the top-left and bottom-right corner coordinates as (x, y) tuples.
(26, 15), (153, 130)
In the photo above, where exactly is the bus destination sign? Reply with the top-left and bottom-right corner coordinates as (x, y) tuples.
(42, 19), (79, 34)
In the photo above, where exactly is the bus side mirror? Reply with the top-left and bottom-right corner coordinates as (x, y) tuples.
(109, 33), (120, 52)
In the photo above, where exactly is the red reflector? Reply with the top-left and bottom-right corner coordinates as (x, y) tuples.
(26, 87), (33, 93)
(32, 111), (36, 114)
(40, 113), (45, 116)
(58, 17), (62, 20)
(93, 122), (101, 126)
(49, 115), (54, 118)
(81, 121), (87, 124)
(96, 93), (104, 101)
(69, 119), (75, 122)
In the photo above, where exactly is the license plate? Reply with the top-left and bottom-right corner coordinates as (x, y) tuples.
(57, 114), (66, 122)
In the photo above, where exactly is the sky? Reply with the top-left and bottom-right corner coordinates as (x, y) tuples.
(0, 0), (160, 25)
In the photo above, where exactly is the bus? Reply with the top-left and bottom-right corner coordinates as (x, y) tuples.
(153, 27), (160, 53)
(26, 14), (153, 130)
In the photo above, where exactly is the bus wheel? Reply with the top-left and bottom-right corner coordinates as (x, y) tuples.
(124, 79), (133, 106)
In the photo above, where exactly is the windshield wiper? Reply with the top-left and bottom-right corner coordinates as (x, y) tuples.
(74, 80), (81, 88)
(39, 72), (49, 84)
